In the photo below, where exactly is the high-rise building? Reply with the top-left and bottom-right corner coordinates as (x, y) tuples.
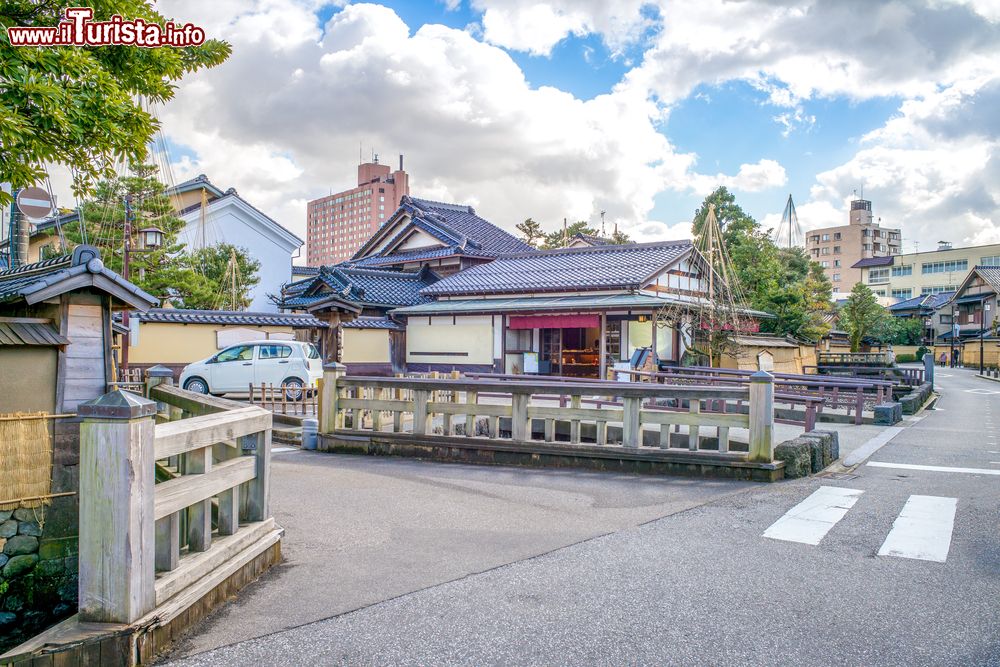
(306, 156), (410, 266)
(805, 197), (901, 294)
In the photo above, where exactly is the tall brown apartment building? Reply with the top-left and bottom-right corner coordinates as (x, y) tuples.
(306, 156), (410, 266)
(805, 198), (901, 293)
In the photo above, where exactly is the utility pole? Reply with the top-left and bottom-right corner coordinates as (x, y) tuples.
(981, 295), (988, 374)
(122, 195), (135, 370)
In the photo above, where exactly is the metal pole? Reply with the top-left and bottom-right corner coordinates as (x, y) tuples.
(122, 195), (134, 371)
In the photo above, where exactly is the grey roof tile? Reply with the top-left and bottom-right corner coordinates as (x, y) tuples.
(422, 241), (693, 296)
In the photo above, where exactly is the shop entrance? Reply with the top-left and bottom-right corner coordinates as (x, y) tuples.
(540, 327), (602, 377)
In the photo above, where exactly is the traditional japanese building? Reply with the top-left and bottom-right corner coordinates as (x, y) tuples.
(392, 240), (766, 378)
(348, 196), (532, 274)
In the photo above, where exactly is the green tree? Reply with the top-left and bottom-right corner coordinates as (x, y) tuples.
(872, 316), (924, 346)
(515, 218), (544, 247)
(57, 163), (216, 305)
(540, 221), (597, 249)
(839, 282), (889, 352)
(691, 188), (833, 341)
(0, 1), (230, 205)
(185, 244), (262, 310)
(609, 227), (632, 244)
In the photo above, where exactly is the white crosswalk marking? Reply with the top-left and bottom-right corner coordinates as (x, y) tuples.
(878, 495), (957, 563)
(763, 486), (864, 545)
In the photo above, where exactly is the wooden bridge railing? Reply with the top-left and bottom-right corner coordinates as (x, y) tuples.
(321, 365), (777, 462)
(806, 364), (924, 387)
(817, 352), (888, 366)
(74, 367), (278, 625)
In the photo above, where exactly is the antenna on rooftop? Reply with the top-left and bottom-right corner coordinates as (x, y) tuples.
(600, 210), (606, 236)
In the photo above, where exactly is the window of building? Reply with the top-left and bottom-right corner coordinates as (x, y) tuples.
(891, 288), (912, 299)
(921, 260), (967, 274)
(939, 314), (952, 324)
(833, 246), (841, 254)
(921, 286), (955, 295)
(891, 265), (912, 277)
(981, 255), (1000, 266)
(863, 229), (871, 237)
(820, 261), (829, 268)
(821, 233), (830, 241)
(821, 247), (829, 255)
(834, 260), (841, 267)
(832, 273), (841, 282)
(874, 289), (886, 296)
(868, 268), (890, 284)
(834, 232), (842, 240)
(809, 235), (820, 244)
(863, 244), (871, 251)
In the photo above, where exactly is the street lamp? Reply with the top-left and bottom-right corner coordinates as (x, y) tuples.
(138, 226), (164, 250)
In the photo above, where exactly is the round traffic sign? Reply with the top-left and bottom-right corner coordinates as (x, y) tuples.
(16, 186), (54, 219)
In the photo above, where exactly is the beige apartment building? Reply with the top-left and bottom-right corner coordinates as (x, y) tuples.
(855, 241), (1000, 300)
(805, 198), (901, 293)
(306, 156), (410, 266)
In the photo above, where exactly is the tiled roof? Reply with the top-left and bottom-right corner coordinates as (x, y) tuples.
(341, 317), (403, 331)
(279, 264), (438, 310)
(0, 320), (69, 347)
(291, 266), (320, 276)
(851, 256), (895, 268)
(127, 308), (327, 328)
(975, 265), (1000, 291)
(422, 241), (693, 297)
(350, 196), (532, 266)
(889, 291), (955, 312)
(0, 247), (156, 309)
(571, 233), (614, 246)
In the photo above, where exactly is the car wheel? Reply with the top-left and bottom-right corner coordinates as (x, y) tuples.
(184, 377), (209, 394)
(282, 377), (304, 401)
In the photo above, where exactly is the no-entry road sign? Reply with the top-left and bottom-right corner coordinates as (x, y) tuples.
(16, 187), (54, 219)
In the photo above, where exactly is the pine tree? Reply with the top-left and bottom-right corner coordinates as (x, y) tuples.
(515, 218), (544, 247)
(840, 283), (888, 352)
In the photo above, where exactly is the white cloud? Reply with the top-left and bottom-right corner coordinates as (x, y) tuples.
(148, 1), (787, 248)
(472, 0), (654, 56)
(690, 159), (788, 194)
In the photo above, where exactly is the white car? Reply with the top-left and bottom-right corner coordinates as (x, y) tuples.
(180, 340), (323, 398)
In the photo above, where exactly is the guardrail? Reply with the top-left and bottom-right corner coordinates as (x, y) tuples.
(466, 371), (823, 432)
(73, 370), (279, 626)
(615, 367), (891, 425)
(818, 352), (888, 366)
(805, 364), (924, 387)
(320, 366), (777, 462)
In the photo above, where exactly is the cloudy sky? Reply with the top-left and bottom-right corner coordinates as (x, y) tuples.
(148, 0), (1000, 255)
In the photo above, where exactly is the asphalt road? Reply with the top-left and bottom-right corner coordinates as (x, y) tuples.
(165, 367), (999, 666)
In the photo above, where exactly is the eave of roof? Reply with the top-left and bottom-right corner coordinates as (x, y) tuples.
(129, 308), (328, 328)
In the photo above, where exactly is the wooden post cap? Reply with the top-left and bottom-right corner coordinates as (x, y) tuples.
(749, 371), (774, 383)
(78, 390), (157, 420)
(145, 364), (174, 378)
(323, 362), (347, 372)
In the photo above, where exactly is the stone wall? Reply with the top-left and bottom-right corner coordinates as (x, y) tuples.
(0, 508), (77, 653)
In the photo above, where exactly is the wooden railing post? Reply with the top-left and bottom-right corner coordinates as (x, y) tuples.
(748, 371), (775, 463)
(321, 362), (346, 434)
(622, 397), (640, 448)
(77, 390), (158, 623)
(511, 390), (529, 441)
(145, 364), (174, 400)
(245, 425), (272, 522)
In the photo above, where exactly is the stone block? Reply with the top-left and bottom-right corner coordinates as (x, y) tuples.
(12, 508), (36, 522)
(3, 553), (38, 578)
(874, 402), (902, 425)
(17, 520), (42, 537)
(0, 510), (11, 522)
(900, 393), (920, 415)
(0, 520), (16, 538)
(798, 432), (833, 473)
(0, 553), (6, 568)
(3, 535), (38, 556)
(774, 438), (812, 478)
(0, 611), (16, 628)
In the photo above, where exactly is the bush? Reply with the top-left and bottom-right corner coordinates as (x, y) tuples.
(896, 353), (917, 363)
(916, 346), (930, 361)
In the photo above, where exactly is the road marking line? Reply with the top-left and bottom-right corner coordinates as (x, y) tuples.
(843, 427), (904, 467)
(272, 446), (297, 453)
(763, 486), (864, 545)
(867, 461), (1000, 476)
(878, 495), (957, 563)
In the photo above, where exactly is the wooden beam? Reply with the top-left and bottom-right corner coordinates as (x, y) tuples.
(154, 457), (255, 520)
(154, 406), (271, 459)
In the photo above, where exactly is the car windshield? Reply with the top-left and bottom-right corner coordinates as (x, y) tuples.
(306, 344), (320, 359)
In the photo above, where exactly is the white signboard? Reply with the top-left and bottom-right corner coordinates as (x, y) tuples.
(522, 351), (539, 374)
